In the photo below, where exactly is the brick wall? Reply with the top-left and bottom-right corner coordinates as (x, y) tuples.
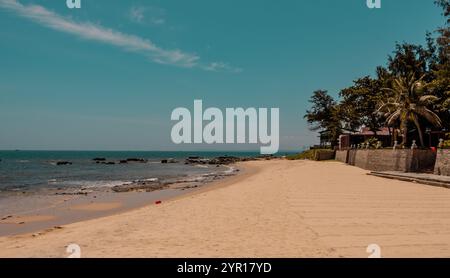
(346, 149), (436, 172)
(434, 149), (450, 176)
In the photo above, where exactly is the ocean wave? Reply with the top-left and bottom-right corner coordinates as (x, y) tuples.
(56, 180), (131, 189)
(223, 165), (237, 175)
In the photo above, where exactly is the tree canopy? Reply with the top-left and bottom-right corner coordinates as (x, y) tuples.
(305, 0), (449, 147)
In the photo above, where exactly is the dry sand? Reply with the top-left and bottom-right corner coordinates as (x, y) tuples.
(0, 159), (450, 258)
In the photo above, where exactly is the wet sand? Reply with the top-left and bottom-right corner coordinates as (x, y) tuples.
(1, 160), (450, 258)
(0, 166), (244, 237)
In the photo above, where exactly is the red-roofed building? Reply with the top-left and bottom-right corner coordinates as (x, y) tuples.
(338, 127), (393, 150)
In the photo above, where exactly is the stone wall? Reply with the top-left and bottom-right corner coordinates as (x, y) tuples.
(314, 150), (336, 161)
(348, 150), (357, 166)
(335, 150), (348, 163)
(435, 149), (450, 176)
(346, 149), (436, 172)
(354, 150), (371, 169)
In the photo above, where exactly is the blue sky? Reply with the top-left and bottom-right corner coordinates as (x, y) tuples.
(0, 0), (445, 151)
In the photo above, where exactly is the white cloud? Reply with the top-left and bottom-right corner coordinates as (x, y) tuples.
(129, 5), (165, 25)
(0, 0), (211, 69)
(0, 0), (241, 72)
(150, 18), (165, 25)
(204, 62), (243, 73)
(129, 6), (146, 24)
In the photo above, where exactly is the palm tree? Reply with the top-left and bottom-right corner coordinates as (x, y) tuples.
(378, 74), (442, 146)
(444, 93), (450, 109)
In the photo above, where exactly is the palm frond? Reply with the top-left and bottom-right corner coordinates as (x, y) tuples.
(413, 106), (442, 127)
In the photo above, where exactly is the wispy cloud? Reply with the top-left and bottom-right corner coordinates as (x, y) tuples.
(129, 6), (146, 24)
(129, 6), (165, 26)
(0, 0), (241, 72)
(204, 62), (243, 73)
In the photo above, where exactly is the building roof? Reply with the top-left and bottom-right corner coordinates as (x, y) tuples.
(340, 127), (391, 137)
(352, 127), (391, 136)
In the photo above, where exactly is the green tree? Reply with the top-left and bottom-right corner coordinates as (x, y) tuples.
(432, 0), (450, 130)
(340, 75), (387, 135)
(304, 90), (342, 147)
(378, 74), (442, 146)
(387, 42), (435, 80)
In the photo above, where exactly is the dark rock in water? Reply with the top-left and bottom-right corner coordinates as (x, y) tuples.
(161, 158), (177, 164)
(188, 156), (200, 159)
(95, 160), (116, 165)
(56, 161), (72, 166)
(184, 156), (259, 166)
(208, 156), (242, 165)
(126, 158), (148, 163)
(185, 157), (210, 165)
(93, 158), (106, 161)
(112, 180), (167, 193)
(119, 160), (128, 164)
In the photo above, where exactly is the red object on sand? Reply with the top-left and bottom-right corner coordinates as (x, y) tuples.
(155, 200), (162, 205)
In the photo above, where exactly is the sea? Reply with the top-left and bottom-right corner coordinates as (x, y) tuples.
(0, 151), (268, 195)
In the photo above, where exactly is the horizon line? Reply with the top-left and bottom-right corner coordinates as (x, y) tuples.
(0, 149), (299, 153)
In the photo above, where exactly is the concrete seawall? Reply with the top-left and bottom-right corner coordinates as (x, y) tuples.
(339, 149), (436, 173)
(435, 149), (450, 176)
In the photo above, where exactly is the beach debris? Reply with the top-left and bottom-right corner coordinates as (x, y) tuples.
(155, 200), (162, 205)
(180, 185), (199, 190)
(1, 215), (12, 221)
(55, 190), (91, 196)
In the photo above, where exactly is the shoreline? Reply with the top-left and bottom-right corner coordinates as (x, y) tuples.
(1, 159), (450, 258)
(0, 163), (252, 237)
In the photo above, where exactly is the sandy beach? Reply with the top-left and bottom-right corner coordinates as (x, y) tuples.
(1, 159), (450, 258)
